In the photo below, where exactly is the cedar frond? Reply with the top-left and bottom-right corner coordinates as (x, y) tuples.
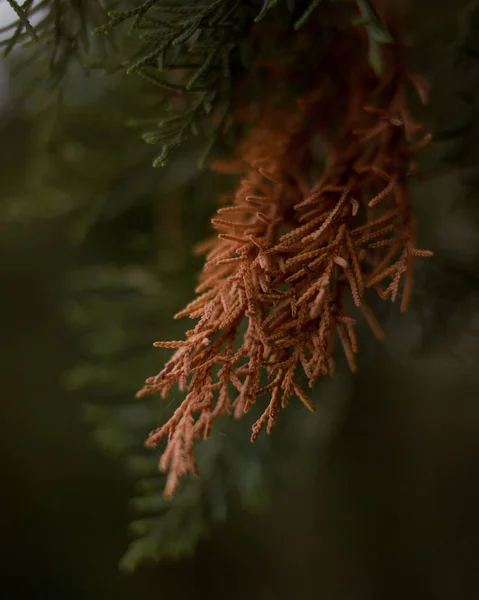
(137, 18), (432, 496)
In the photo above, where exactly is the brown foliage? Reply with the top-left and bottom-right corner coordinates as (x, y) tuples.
(137, 25), (432, 497)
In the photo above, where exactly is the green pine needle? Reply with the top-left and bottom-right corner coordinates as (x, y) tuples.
(293, 0), (323, 31)
(5, 0), (38, 42)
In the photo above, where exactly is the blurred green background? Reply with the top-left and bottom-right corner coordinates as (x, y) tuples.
(3, 1), (479, 598)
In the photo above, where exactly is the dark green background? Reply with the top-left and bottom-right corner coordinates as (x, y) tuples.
(3, 1), (479, 598)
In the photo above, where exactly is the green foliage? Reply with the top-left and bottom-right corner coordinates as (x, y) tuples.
(293, 0), (323, 30)
(5, 0), (39, 46)
(93, 404), (271, 571)
(92, 0), (242, 166)
(1, 0), (108, 84)
(1, 0), (393, 166)
(91, 0), (297, 167)
(90, 0), (392, 165)
(353, 0), (391, 74)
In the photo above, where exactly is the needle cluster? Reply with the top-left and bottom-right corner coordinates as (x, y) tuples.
(137, 25), (432, 497)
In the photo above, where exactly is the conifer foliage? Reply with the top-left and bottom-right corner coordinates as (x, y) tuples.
(2, 0), (438, 567)
(1, 0), (106, 83)
(136, 10), (432, 496)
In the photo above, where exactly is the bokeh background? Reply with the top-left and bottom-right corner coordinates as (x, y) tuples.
(3, 0), (479, 598)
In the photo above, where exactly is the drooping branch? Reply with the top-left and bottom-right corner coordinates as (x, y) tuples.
(137, 21), (432, 497)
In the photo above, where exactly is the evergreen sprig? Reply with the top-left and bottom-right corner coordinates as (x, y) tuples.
(5, 0), (39, 46)
(93, 0), (265, 167)
(100, 406), (270, 572)
(1, 0), (108, 83)
(64, 258), (271, 571)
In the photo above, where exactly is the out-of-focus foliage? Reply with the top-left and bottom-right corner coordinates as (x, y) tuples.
(64, 255), (274, 570)
(409, 0), (479, 352)
(2, 0), (393, 166)
(1, 0), (107, 85)
(58, 155), (276, 569)
(0, 56), (351, 566)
